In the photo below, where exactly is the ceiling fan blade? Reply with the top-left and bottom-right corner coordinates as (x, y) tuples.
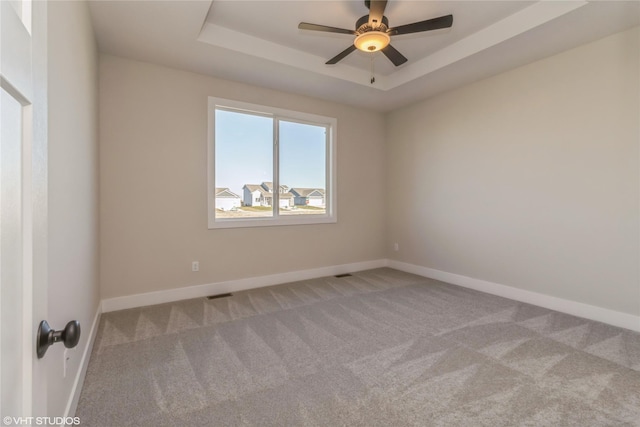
(368, 0), (388, 28)
(388, 14), (453, 36)
(326, 45), (357, 65)
(298, 22), (356, 35)
(382, 44), (408, 66)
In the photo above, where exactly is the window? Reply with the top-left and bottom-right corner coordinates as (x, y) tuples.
(208, 97), (336, 228)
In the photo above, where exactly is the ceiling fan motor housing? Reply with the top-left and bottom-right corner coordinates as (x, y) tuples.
(356, 15), (389, 33)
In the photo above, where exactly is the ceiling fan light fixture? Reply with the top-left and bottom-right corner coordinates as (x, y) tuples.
(354, 31), (390, 52)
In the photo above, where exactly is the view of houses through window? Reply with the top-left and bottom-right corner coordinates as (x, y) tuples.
(215, 182), (326, 218)
(212, 104), (330, 223)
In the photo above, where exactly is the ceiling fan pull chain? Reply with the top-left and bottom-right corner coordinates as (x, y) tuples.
(370, 55), (376, 84)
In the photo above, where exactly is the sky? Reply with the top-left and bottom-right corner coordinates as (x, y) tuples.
(215, 109), (327, 198)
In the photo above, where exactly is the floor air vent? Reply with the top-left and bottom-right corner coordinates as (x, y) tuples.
(335, 273), (352, 278)
(206, 293), (232, 300)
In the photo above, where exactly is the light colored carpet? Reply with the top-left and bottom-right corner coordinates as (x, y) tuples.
(76, 268), (640, 426)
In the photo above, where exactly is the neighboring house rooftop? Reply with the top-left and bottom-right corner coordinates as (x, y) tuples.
(290, 188), (325, 197)
(215, 188), (240, 198)
(245, 183), (295, 198)
(243, 184), (270, 196)
(261, 182), (290, 193)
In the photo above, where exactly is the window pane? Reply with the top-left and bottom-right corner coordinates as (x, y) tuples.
(278, 120), (326, 216)
(215, 109), (273, 218)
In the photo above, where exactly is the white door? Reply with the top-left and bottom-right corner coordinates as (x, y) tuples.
(1, 0), (48, 418)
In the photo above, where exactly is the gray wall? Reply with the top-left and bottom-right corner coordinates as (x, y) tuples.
(47, 0), (100, 416)
(386, 27), (640, 316)
(99, 55), (387, 299)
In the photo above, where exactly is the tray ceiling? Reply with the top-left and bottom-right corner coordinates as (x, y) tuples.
(89, 0), (640, 112)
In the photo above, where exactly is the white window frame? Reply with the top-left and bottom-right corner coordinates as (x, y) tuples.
(208, 97), (337, 229)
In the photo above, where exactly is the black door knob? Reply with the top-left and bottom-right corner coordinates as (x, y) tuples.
(36, 320), (81, 359)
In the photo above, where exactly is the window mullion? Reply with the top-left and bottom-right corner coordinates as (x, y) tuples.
(273, 116), (280, 219)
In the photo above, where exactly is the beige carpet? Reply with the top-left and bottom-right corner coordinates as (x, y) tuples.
(76, 268), (640, 426)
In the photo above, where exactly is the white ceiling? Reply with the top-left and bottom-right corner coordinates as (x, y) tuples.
(88, 0), (640, 112)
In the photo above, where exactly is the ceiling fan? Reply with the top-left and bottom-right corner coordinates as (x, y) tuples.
(298, 0), (453, 67)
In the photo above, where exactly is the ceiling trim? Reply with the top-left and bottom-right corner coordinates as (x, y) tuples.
(198, 23), (384, 88)
(386, 0), (588, 89)
(199, 1), (588, 92)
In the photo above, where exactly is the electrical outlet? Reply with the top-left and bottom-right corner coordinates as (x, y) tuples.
(192, 261), (199, 272)
(393, 243), (399, 252)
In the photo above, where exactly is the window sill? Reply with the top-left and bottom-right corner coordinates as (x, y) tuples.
(208, 215), (337, 229)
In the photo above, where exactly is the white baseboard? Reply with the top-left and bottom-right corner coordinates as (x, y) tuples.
(64, 305), (101, 417)
(99, 257), (640, 333)
(101, 259), (389, 313)
(388, 260), (640, 333)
